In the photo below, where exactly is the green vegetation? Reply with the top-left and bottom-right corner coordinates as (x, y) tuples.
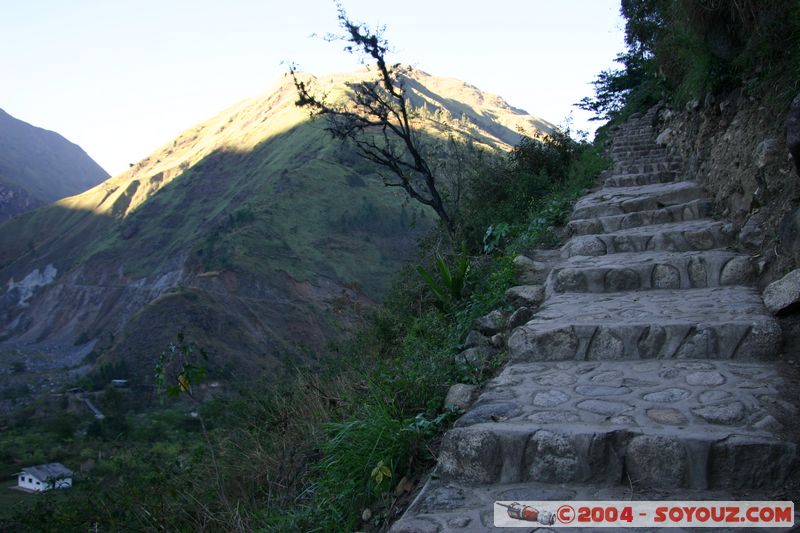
(416, 243), (469, 311)
(0, 68), (541, 381)
(7, 3), (798, 530)
(0, 126), (606, 531)
(291, 7), (459, 235)
(579, 0), (800, 123)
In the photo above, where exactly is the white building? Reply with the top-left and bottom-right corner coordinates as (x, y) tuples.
(17, 463), (73, 492)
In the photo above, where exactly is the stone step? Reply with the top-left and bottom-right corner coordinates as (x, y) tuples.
(391, 478), (795, 533)
(613, 135), (657, 142)
(571, 182), (704, 221)
(611, 148), (667, 156)
(612, 141), (659, 150)
(612, 153), (677, 163)
(611, 155), (672, 164)
(567, 199), (712, 236)
(604, 170), (679, 187)
(611, 143), (664, 151)
(615, 128), (654, 135)
(614, 134), (656, 142)
(613, 151), (669, 157)
(507, 287), (781, 362)
(429, 360), (797, 491)
(562, 219), (732, 257)
(612, 161), (678, 171)
(546, 250), (757, 294)
(612, 158), (680, 169)
(612, 160), (678, 170)
(616, 162), (682, 174)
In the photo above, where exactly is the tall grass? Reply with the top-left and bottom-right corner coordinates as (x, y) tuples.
(1, 139), (608, 532)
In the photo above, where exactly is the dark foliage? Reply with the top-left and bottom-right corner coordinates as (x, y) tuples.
(580, 0), (800, 122)
(290, 4), (456, 235)
(459, 127), (585, 250)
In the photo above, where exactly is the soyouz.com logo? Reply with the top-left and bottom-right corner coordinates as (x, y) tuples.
(493, 501), (795, 528)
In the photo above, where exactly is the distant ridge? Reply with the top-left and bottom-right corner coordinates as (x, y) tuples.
(0, 70), (554, 385)
(0, 108), (109, 220)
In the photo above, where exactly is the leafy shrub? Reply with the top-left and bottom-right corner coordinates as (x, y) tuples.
(581, 0), (800, 120)
(416, 243), (469, 310)
(459, 126), (585, 250)
(2, 127), (608, 533)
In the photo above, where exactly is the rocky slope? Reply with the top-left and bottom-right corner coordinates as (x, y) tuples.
(0, 70), (555, 387)
(653, 93), (800, 288)
(653, 89), (800, 360)
(0, 108), (108, 220)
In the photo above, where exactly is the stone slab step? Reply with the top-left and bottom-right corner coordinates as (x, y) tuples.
(616, 162), (682, 174)
(567, 199), (712, 236)
(611, 144), (666, 152)
(612, 151), (663, 159)
(391, 478), (796, 533)
(612, 160), (679, 170)
(611, 153), (668, 162)
(612, 142), (665, 149)
(562, 219), (732, 257)
(546, 250), (756, 294)
(507, 287), (781, 362)
(612, 154), (678, 165)
(613, 139), (659, 147)
(614, 130), (655, 137)
(571, 181), (704, 221)
(612, 144), (661, 152)
(433, 360), (797, 491)
(604, 170), (679, 187)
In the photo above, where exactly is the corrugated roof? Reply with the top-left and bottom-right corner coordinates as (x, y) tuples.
(20, 462), (72, 480)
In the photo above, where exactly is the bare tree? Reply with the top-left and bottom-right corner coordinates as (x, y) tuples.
(289, 4), (456, 236)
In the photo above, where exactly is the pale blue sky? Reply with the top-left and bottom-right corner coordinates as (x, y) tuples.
(0, 1), (626, 176)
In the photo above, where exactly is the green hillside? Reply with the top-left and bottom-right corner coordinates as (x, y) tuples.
(0, 70), (554, 382)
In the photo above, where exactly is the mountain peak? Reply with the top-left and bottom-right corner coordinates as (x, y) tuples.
(0, 70), (555, 384)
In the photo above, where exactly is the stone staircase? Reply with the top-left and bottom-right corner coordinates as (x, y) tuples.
(390, 108), (799, 532)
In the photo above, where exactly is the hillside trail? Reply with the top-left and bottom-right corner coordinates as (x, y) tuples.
(390, 107), (800, 532)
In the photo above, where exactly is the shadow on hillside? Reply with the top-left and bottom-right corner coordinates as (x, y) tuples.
(0, 117), (442, 386)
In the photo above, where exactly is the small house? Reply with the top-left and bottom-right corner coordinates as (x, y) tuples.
(17, 463), (73, 492)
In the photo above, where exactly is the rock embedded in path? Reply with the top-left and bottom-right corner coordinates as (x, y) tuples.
(753, 137), (779, 169)
(626, 435), (688, 488)
(507, 307), (534, 330)
(738, 210), (767, 251)
(685, 371), (726, 386)
(647, 408), (688, 425)
(691, 401), (746, 425)
(505, 284), (545, 308)
(461, 330), (491, 349)
(576, 399), (631, 416)
(762, 268), (800, 314)
(444, 384), (478, 411)
(513, 255), (549, 284)
(532, 389), (570, 407)
(454, 346), (493, 366)
(698, 390), (732, 404)
(643, 387), (691, 403)
(490, 333), (505, 348)
(472, 309), (506, 335)
(438, 428), (502, 483)
(655, 127), (673, 146)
